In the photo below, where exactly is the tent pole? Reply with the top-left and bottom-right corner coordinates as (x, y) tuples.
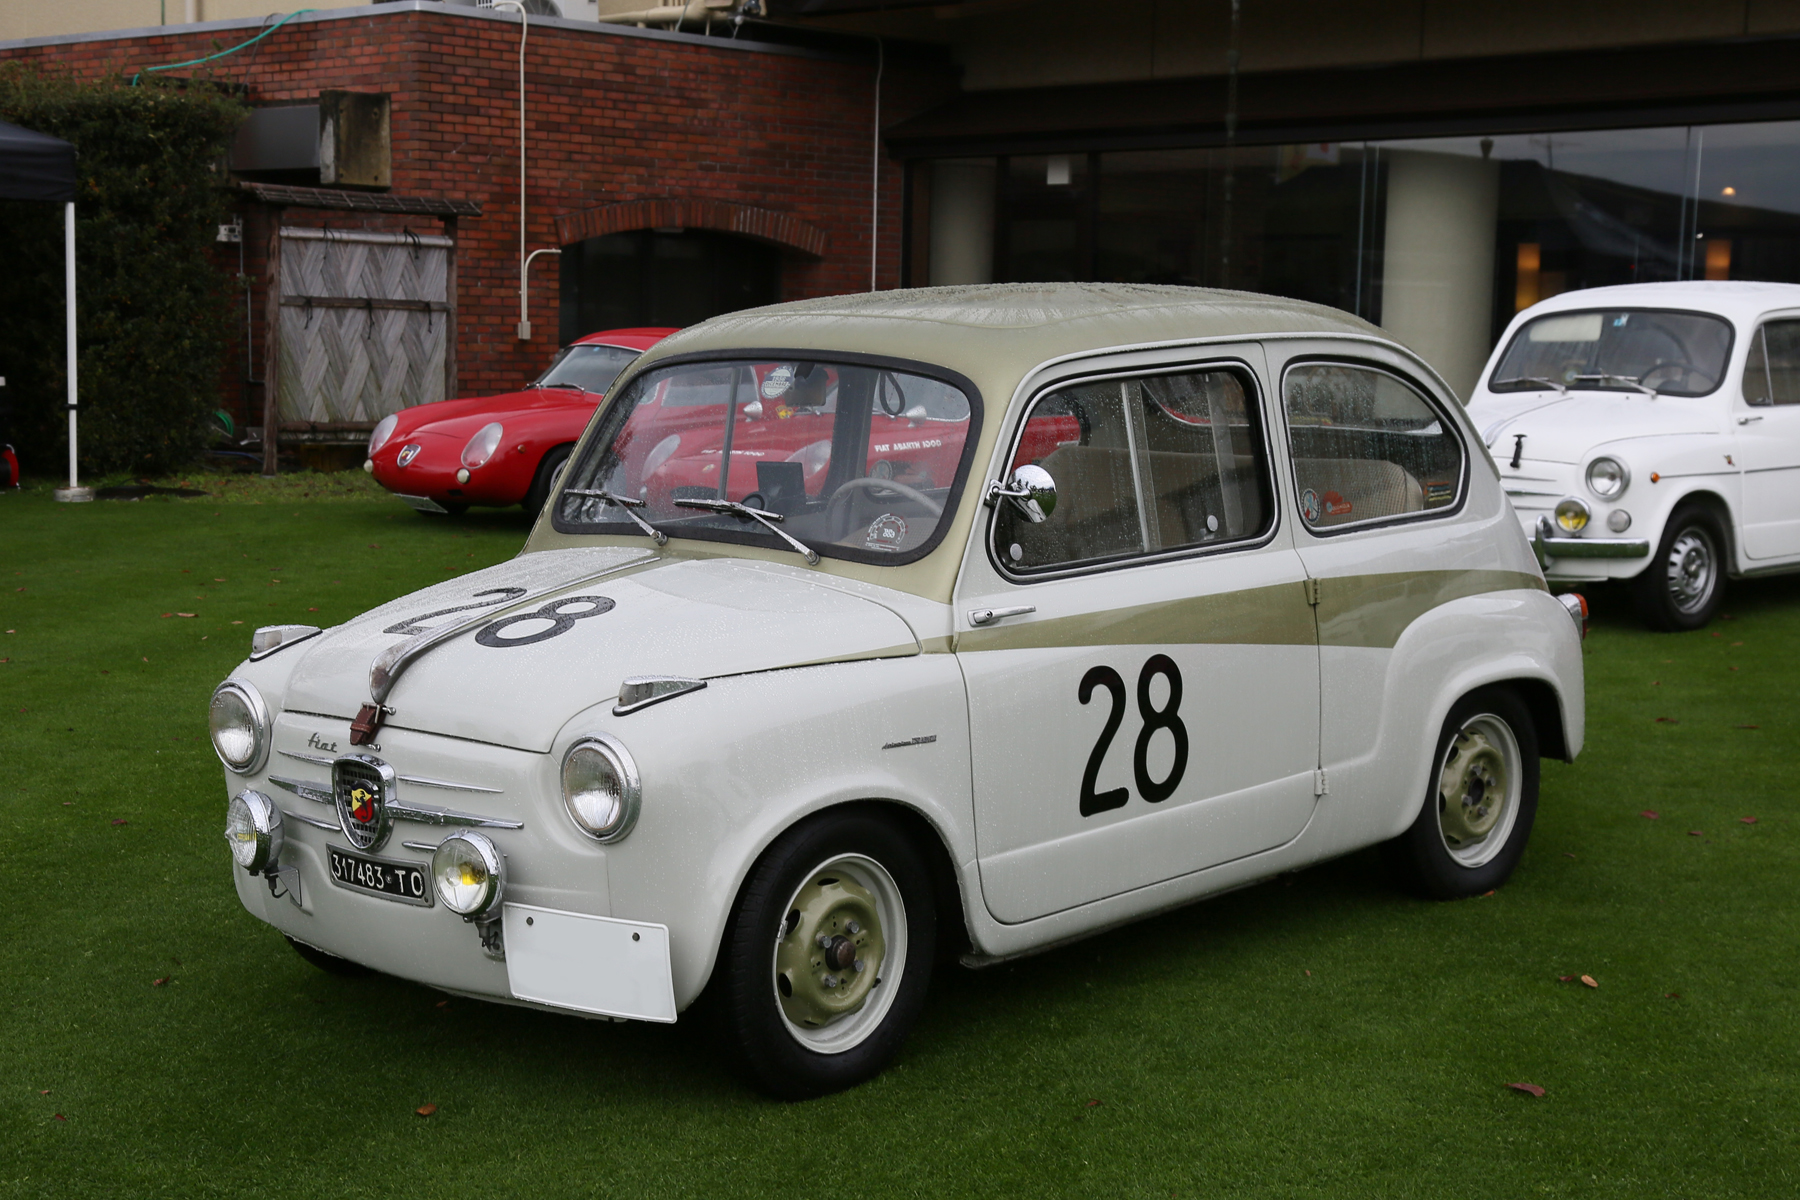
(55, 199), (91, 502)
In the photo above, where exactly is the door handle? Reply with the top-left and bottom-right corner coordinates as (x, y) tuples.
(1738, 415), (1764, 424)
(969, 605), (1036, 626)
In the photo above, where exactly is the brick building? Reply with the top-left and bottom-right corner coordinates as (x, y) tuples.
(0, 3), (949, 459)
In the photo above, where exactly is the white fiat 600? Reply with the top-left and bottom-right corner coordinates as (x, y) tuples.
(213, 285), (1584, 1097)
(1470, 281), (1800, 630)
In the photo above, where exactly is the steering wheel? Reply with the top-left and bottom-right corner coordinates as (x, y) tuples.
(825, 476), (944, 538)
(1640, 361), (1704, 390)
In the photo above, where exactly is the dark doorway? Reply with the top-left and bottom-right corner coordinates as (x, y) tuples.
(558, 228), (781, 342)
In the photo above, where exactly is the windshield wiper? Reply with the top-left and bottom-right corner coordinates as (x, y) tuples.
(1492, 375), (1568, 395)
(1571, 372), (1657, 397)
(564, 488), (667, 545)
(672, 497), (820, 565)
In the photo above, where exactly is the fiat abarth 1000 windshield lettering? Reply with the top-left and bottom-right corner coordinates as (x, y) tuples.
(554, 357), (977, 563)
(1489, 308), (1733, 397)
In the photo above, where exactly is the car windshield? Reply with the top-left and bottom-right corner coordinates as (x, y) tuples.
(533, 343), (643, 394)
(555, 357), (977, 564)
(1489, 309), (1732, 397)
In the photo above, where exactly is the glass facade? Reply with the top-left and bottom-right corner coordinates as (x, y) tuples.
(925, 118), (1800, 396)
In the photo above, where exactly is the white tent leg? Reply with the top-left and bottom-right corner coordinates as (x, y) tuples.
(55, 200), (91, 503)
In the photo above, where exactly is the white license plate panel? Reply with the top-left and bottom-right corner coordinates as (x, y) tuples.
(502, 903), (676, 1023)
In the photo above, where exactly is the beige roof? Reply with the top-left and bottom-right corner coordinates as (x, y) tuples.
(638, 283), (1386, 398)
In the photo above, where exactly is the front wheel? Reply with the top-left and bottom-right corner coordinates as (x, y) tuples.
(523, 444), (573, 517)
(1629, 504), (1726, 631)
(713, 809), (936, 1099)
(1383, 687), (1539, 900)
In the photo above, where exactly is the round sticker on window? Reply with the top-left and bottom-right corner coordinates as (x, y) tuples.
(760, 365), (794, 400)
(1300, 488), (1322, 523)
(865, 513), (908, 552)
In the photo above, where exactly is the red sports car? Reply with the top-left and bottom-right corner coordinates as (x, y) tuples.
(365, 328), (675, 515)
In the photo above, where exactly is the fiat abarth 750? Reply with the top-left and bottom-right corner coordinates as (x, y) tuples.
(212, 284), (1586, 1098)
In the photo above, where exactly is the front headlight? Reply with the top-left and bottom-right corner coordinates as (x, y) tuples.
(369, 413), (399, 456)
(210, 680), (270, 774)
(1586, 456), (1630, 499)
(461, 422), (504, 469)
(561, 734), (641, 842)
(225, 790), (283, 874)
(431, 832), (504, 916)
(1554, 496), (1591, 535)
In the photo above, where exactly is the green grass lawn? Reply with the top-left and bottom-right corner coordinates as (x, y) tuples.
(2, 475), (1796, 1198)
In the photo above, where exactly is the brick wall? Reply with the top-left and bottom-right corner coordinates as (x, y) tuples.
(2, 9), (956, 428)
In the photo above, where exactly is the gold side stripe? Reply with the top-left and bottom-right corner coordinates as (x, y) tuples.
(1315, 569), (1545, 649)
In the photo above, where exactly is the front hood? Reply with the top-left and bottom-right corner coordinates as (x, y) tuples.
(1469, 391), (1721, 464)
(280, 549), (921, 752)
(398, 387), (594, 437)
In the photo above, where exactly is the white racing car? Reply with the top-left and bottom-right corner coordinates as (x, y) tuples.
(212, 284), (1586, 1097)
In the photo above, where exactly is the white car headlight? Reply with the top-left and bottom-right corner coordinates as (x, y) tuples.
(210, 680), (270, 774)
(225, 790), (283, 874)
(1586, 456), (1630, 499)
(561, 734), (641, 842)
(1554, 496), (1591, 535)
(461, 422), (504, 469)
(431, 832), (504, 916)
(369, 413), (399, 456)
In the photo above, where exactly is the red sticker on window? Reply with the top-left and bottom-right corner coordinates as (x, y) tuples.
(1322, 490), (1352, 516)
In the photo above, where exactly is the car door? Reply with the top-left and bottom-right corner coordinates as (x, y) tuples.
(1736, 315), (1800, 560)
(956, 351), (1322, 926)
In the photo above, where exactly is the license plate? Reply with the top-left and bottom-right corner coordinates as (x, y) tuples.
(327, 845), (433, 907)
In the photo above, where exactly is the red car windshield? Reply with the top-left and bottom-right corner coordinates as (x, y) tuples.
(533, 343), (643, 395)
(554, 357), (978, 564)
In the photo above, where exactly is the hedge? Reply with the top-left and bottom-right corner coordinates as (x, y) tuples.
(0, 64), (245, 476)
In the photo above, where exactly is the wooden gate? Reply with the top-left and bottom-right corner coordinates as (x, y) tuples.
(275, 227), (452, 423)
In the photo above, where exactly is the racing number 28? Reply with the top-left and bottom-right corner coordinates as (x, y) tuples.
(1078, 655), (1189, 817)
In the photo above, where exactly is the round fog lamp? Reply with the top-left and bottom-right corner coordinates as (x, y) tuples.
(1554, 497), (1591, 535)
(225, 790), (283, 873)
(210, 680), (269, 774)
(561, 735), (641, 843)
(1607, 509), (1632, 533)
(432, 832), (504, 916)
(1586, 456), (1630, 499)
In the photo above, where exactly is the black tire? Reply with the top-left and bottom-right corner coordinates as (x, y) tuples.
(285, 935), (373, 978)
(1383, 686), (1540, 900)
(713, 808), (937, 1100)
(1629, 503), (1727, 631)
(523, 444), (574, 517)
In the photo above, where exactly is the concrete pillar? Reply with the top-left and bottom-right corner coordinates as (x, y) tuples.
(928, 159), (997, 286)
(1380, 150), (1500, 401)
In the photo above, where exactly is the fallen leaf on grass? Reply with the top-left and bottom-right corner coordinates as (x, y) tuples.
(416, 1103), (437, 1117)
(1304, 970), (1312, 977)
(141, 657), (149, 663)
(1655, 717), (1678, 724)
(175, 613), (196, 618)
(111, 819), (128, 826)
(1581, 975), (1598, 988)
(152, 977), (169, 987)
(53, 1113), (66, 1121)
(308, 607), (319, 612)
(1564, 852), (1576, 858)
(214, 578), (225, 582)
(231, 620), (243, 625)
(368, 544), (381, 550)
(1729, 666), (1740, 672)
(1688, 830), (1704, 837)
(39, 1089), (49, 1095)
(1740, 816), (1759, 825)
(1085, 1099), (1102, 1108)
(1481, 889), (1496, 897)
(161, 613), (172, 618)
(1558, 975), (1575, 982)
(1666, 992), (1682, 999)
(1736, 724), (1760, 730)
(1711, 631), (1722, 638)
(435, 1000), (449, 1009)
(1651, 680), (1662, 686)
(1641, 810), (1660, 819)
(1506, 1083), (1545, 1097)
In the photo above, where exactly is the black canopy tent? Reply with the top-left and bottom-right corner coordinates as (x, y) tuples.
(0, 119), (84, 499)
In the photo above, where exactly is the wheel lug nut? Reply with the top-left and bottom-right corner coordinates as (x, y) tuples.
(853, 959), (865, 973)
(823, 974), (839, 989)
(817, 934), (832, 949)
(845, 920), (860, 935)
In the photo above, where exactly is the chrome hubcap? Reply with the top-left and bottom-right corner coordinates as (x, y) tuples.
(772, 855), (904, 1053)
(1437, 715), (1522, 868)
(1666, 527), (1716, 614)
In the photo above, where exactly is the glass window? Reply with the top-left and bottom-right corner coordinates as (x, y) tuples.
(1490, 309), (1733, 396)
(996, 367), (1272, 573)
(532, 343), (642, 396)
(555, 358), (976, 565)
(1284, 363), (1463, 531)
(1744, 320), (1800, 406)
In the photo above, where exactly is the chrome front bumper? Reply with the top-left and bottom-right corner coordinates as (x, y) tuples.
(1531, 516), (1651, 568)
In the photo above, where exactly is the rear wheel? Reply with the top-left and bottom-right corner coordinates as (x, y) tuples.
(1384, 687), (1539, 899)
(285, 935), (373, 978)
(714, 809), (936, 1099)
(1630, 504), (1726, 631)
(523, 444), (573, 517)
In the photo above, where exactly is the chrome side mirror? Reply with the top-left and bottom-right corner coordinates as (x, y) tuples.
(744, 399), (765, 420)
(985, 464), (1057, 523)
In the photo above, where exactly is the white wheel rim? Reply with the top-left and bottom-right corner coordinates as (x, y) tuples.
(1435, 714), (1523, 868)
(771, 853), (907, 1055)
(1665, 526), (1717, 614)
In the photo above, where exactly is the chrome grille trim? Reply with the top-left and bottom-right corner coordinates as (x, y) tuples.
(269, 773), (520, 831)
(269, 775), (333, 805)
(281, 807), (339, 832)
(279, 748), (501, 793)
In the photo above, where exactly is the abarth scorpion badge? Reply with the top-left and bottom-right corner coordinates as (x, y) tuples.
(333, 754), (396, 851)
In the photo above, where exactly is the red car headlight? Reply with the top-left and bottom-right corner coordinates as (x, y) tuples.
(462, 422), (504, 469)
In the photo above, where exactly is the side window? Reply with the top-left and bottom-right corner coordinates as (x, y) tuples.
(1283, 363), (1463, 531)
(1743, 321), (1800, 406)
(995, 366), (1273, 573)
